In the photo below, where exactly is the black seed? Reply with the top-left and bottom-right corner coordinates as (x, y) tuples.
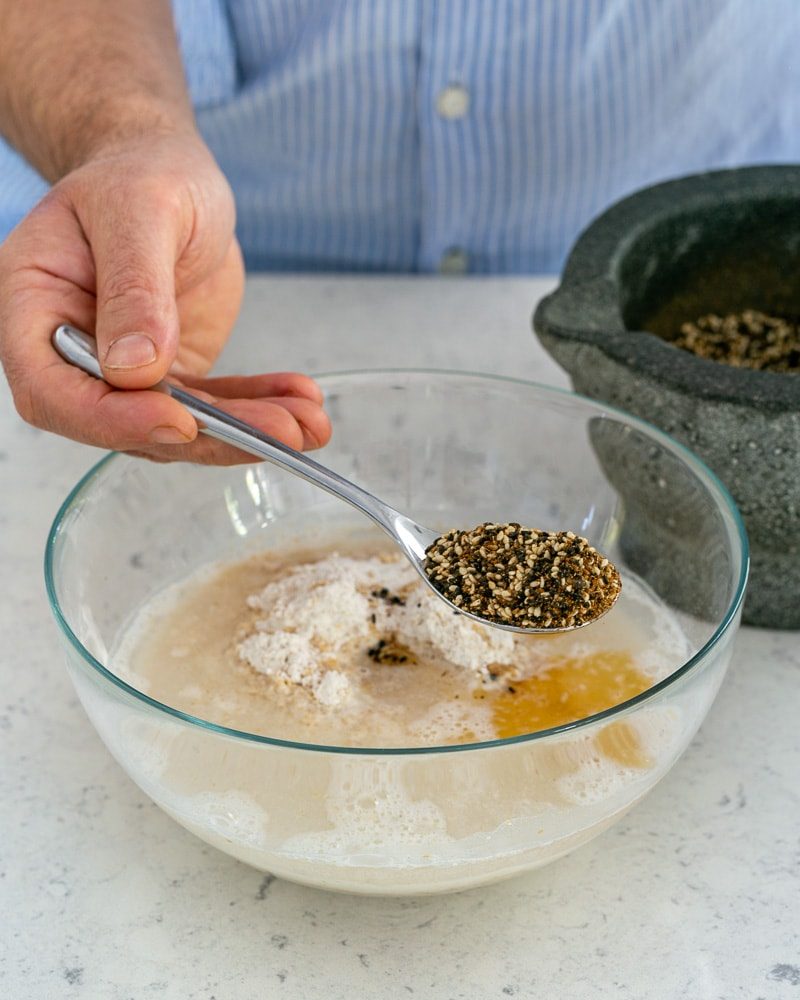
(423, 522), (621, 630)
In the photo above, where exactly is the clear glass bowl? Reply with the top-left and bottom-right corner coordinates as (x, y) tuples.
(46, 371), (748, 895)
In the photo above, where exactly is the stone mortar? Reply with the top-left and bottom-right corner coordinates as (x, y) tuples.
(533, 165), (800, 628)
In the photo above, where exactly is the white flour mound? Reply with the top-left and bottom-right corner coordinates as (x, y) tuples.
(236, 554), (516, 705)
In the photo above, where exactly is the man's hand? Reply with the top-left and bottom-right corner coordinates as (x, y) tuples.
(0, 133), (331, 463)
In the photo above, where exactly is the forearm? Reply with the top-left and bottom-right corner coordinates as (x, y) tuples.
(0, 0), (195, 182)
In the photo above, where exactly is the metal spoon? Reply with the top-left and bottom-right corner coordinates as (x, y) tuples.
(53, 324), (616, 634)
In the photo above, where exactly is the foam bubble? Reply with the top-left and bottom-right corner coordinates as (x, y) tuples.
(556, 754), (644, 806)
(555, 701), (687, 807)
(408, 699), (494, 745)
(182, 790), (270, 848)
(281, 764), (451, 862)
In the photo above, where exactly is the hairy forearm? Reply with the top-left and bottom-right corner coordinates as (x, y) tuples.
(0, 0), (195, 181)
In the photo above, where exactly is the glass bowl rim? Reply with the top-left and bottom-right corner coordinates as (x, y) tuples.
(44, 368), (749, 757)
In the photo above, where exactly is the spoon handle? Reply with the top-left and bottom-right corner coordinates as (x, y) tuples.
(52, 324), (408, 541)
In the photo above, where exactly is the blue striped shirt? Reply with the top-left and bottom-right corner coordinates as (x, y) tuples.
(1, 0), (798, 273)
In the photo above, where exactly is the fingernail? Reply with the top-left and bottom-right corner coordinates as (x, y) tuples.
(105, 333), (157, 370)
(150, 425), (193, 445)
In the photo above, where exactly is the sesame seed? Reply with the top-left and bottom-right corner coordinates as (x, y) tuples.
(424, 523), (621, 630)
(673, 310), (800, 372)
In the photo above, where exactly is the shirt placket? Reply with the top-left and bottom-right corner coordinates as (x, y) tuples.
(417, 0), (478, 274)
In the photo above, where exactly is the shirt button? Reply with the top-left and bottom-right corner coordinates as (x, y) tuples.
(439, 247), (470, 274)
(436, 84), (470, 120)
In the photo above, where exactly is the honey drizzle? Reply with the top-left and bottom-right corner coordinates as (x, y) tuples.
(476, 651), (653, 767)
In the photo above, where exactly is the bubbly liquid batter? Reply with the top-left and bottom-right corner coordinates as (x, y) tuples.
(106, 535), (705, 893)
(115, 539), (688, 755)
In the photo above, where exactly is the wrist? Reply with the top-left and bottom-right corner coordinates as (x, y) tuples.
(51, 97), (199, 179)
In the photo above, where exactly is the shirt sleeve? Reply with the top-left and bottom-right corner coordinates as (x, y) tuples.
(0, 141), (48, 244)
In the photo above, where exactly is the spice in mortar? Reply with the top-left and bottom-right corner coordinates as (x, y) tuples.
(424, 523), (622, 630)
(673, 310), (800, 372)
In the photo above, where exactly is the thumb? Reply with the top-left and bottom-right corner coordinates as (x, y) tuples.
(92, 206), (182, 389)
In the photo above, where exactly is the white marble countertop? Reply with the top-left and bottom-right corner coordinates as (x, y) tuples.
(2, 276), (798, 1000)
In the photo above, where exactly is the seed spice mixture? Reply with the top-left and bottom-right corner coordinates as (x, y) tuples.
(673, 310), (800, 372)
(424, 523), (621, 630)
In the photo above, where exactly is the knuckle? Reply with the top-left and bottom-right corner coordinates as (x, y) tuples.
(11, 377), (45, 428)
(127, 176), (187, 229)
(99, 265), (165, 318)
(275, 410), (304, 450)
(10, 386), (32, 424)
(150, 182), (185, 219)
(101, 264), (157, 302)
